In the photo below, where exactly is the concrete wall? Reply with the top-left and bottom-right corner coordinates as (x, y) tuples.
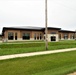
(44, 34), (59, 42)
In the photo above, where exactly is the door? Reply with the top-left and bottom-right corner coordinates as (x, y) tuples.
(51, 36), (56, 41)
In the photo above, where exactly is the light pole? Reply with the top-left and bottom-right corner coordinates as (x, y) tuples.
(45, 0), (48, 50)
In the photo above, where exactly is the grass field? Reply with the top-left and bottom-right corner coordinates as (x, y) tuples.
(0, 40), (76, 56)
(0, 51), (76, 75)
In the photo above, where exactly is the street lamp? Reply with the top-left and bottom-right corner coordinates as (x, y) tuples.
(45, 0), (48, 50)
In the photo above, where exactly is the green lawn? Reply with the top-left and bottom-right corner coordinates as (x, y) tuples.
(0, 40), (76, 56)
(0, 51), (76, 75)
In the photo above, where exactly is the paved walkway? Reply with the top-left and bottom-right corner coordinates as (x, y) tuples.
(67, 72), (76, 75)
(0, 48), (76, 60)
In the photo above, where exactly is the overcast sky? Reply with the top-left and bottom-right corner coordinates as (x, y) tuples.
(0, 0), (76, 33)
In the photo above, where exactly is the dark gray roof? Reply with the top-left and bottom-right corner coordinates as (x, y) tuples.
(2, 26), (75, 35)
(59, 30), (75, 33)
(3, 26), (61, 30)
(2, 26), (75, 32)
(3, 26), (44, 30)
(9, 26), (43, 30)
(47, 27), (61, 30)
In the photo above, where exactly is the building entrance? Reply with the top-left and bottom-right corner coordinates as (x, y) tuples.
(51, 36), (56, 41)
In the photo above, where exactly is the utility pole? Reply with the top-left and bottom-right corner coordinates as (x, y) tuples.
(45, 0), (48, 50)
(75, 30), (76, 40)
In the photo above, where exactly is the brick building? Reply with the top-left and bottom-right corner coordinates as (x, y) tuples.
(1, 26), (75, 42)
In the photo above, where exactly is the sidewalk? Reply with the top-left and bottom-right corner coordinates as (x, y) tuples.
(0, 48), (76, 60)
(67, 72), (76, 75)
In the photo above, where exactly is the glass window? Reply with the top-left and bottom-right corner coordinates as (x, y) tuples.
(8, 32), (14, 40)
(40, 33), (42, 40)
(34, 33), (36, 40)
(64, 34), (68, 39)
(22, 33), (30, 40)
(15, 33), (17, 40)
(37, 33), (39, 40)
(44, 36), (45, 40)
(59, 34), (61, 39)
(70, 35), (74, 39)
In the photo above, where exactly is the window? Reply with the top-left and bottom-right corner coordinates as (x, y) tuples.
(22, 33), (30, 40)
(44, 36), (45, 40)
(59, 34), (61, 39)
(51, 32), (56, 34)
(8, 32), (14, 40)
(70, 35), (74, 39)
(37, 33), (39, 40)
(34, 33), (36, 40)
(15, 33), (17, 40)
(40, 33), (42, 40)
(64, 34), (68, 39)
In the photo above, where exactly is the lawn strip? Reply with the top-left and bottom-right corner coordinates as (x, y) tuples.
(0, 51), (76, 75)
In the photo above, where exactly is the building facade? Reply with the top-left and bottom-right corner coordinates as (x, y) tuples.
(0, 34), (2, 41)
(2, 26), (75, 42)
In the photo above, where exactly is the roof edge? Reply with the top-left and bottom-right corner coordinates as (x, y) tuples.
(59, 30), (75, 33)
